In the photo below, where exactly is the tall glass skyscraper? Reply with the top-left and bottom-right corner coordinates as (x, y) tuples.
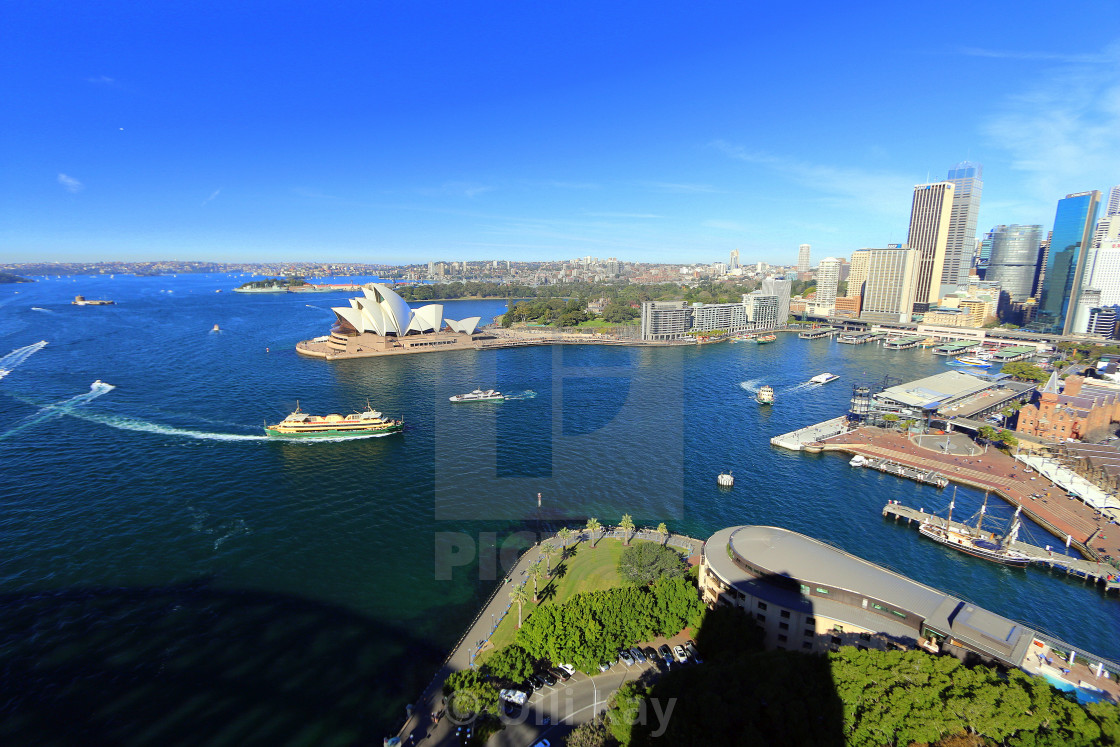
(1038, 191), (1101, 335)
(941, 162), (983, 297)
(985, 225), (1042, 302)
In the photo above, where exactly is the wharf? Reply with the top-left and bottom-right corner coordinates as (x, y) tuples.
(798, 327), (838, 339)
(863, 458), (948, 487)
(837, 332), (885, 345)
(883, 502), (1120, 591)
(883, 336), (925, 350)
(933, 341), (981, 356)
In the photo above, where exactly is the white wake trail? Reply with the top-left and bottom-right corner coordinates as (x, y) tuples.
(0, 341), (48, 380)
(65, 412), (401, 444)
(739, 379), (761, 394)
(0, 380), (113, 440)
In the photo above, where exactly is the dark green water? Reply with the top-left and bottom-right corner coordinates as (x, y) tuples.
(1, 274), (1116, 743)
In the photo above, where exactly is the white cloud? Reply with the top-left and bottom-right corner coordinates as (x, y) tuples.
(982, 42), (1120, 216)
(57, 173), (83, 193)
(85, 75), (117, 85)
(710, 140), (916, 218)
(201, 188), (222, 206)
(959, 47), (1107, 63)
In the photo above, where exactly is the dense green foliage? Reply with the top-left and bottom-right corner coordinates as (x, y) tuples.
(514, 576), (703, 673)
(481, 643), (535, 684)
(0, 272), (33, 283)
(566, 715), (612, 747)
(1057, 342), (1120, 364)
(612, 644), (1120, 747)
(237, 276), (306, 289)
(999, 361), (1050, 383)
(442, 668), (500, 720)
(616, 542), (685, 586)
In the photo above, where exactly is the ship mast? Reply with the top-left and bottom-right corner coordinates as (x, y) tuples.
(946, 486), (956, 532)
(977, 492), (988, 532)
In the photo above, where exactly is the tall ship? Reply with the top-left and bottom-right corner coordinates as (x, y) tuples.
(265, 402), (403, 438)
(449, 388), (504, 403)
(917, 493), (1030, 567)
(756, 385), (774, 405)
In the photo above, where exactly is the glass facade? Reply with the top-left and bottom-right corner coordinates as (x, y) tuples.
(1039, 192), (1101, 334)
(986, 224), (1042, 302)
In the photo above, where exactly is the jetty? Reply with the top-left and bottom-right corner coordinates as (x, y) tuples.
(883, 335), (925, 350)
(862, 458), (948, 487)
(798, 326), (838, 339)
(883, 502), (1120, 592)
(933, 340), (981, 356)
(837, 331), (885, 345)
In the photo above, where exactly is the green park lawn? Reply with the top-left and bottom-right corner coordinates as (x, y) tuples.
(480, 537), (672, 660)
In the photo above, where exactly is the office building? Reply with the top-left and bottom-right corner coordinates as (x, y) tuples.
(848, 250), (870, 300)
(729, 249), (740, 271)
(1092, 215), (1120, 252)
(985, 225), (1042, 303)
(942, 162), (983, 296)
(906, 182), (955, 312)
(1107, 185), (1120, 217)
(816, 257), (842, 310)
(1038, 191), (1102, 335)
(859, 246), (920, 323)
(1087, 240), (1120, 307)
(797, 244), (811, 273)
(1088, 306), (1119, 338)
(1073, 288), (1103, 334)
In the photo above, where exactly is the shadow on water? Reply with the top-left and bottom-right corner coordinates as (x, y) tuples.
(0, 578), (443, 746)
(624, 575), (845, 747)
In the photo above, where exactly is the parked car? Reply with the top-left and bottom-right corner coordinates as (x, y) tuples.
(685, 640), (703, 664)
(556, 663), (575, 677)
(618, 648), (635, 667)
(598, 661), (612, 672)
(658, 644), (673, 665)
(528, 674), (544, 690)
(629, 646), (646, 663)
(673, 645), (689, 664)
(540, 669), (557, 686)
(548, 666), (570, 682)
(643, 646), (659, 662)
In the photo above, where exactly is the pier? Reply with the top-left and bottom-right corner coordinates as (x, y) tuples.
(798, 326), (838, 339)
(883, 502), (1120, 592)
(863, 458), (948, 487)
(883, 335), (925, 350)
(933, 340), (981, 356)
(837, 331), (885, 345)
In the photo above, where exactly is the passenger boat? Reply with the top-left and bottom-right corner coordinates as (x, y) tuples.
(265, 402), (403, 438)
(949, 355), (991, 368)
(917, 493), (1030, 567)
(809, 373), (840, 384)
(849, 454), (867, 467)
(754, 334), (777, 344)
(449, 388), (505, 403)
(756, 385), (774, 405)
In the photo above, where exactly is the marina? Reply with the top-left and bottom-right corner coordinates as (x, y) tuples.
(858, 456), (949, 487)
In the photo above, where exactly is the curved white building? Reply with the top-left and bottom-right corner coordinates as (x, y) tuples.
(330, 284), (479, 337)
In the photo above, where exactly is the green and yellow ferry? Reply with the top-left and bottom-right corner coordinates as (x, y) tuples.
(264, 402), (403, 438)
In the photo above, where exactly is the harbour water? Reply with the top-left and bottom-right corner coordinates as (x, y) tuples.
(1, 273), (1118, 743)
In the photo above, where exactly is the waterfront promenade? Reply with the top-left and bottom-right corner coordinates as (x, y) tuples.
(395, 529), (705, 745)
(816, 427), (1120, 566)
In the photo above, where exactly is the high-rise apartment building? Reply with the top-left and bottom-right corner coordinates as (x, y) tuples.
(760, 277), (792, 323)
(729, 249), (740, 270)
(797, 244), (811, 272)
(816, 258), (841, 310)
(859, 246), (920, 323)
(985, 225), (1042, 303)
(906, 182), (955, 313)
(1092, 215), (1119, 251)
(1038, 191), (1102, 335)
(941, 162), (983, 296)
(848, 250), (870, 300)
(1106, 185), (1120, 217)
(1087, 240), (1120, 307)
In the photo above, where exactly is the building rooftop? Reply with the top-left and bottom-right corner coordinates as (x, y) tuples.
(877, 370), (995, 409)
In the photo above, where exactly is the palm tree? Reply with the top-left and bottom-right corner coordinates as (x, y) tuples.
(657, 522), (669, 546)
(541, 542), (560, 574)
(620, 514), (635, 545)
(585, 517), (601, 548)
(509, 584), (529, 629)
(557, 527), (574, 547)
(528, 560), (546, 602)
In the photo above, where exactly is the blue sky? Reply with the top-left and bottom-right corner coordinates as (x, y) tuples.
(3, 2), (1120, 265)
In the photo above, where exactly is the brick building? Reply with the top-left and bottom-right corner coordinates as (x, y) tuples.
(1016, 373), (1120, 442)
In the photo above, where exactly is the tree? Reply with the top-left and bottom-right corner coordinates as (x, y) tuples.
(996, 430), (1018, 448)
(509, 584), (529, 629)
(978, 425), (998, 443)
(618, 542), (686, 586)
(541, 542), (560, 574)
(482, 643), (535, 684)
(1000, 361), (1049, 383)
(528, 560), (546, 602)
(586, 517), (602, 548)
(620, 514), (635, 545)
(656, 522), (669, 546)
(566, 715), (612, 747)
(557, 527), (574, 547)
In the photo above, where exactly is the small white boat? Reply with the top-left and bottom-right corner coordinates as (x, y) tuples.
(849, 454), (867, 467)
(810, 373), (839, 384)
(450, 388), (504, 403)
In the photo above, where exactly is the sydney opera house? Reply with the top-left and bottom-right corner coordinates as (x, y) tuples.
(296, 284), (485, 359)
